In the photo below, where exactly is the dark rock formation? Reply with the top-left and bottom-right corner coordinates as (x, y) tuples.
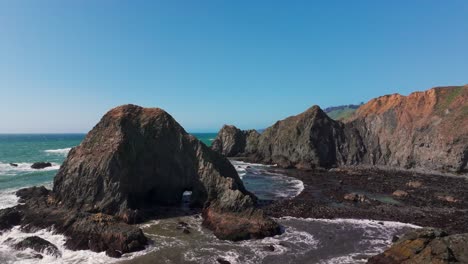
(368, 228), (468, 263)
(30, 162), (52, 169)
(9, 163), (18, 167)
(212, 86), (468, 173)
(13, 236), (61, 257)
(13, 186), (147, 257)
(52, 104), (279, 241)
(211, 125), (260, 157)
(0, 207), (22, 231)
(212, 106), (351, 169)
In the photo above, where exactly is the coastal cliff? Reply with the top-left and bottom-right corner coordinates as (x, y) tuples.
(346, 85), (468, 173)
(212, 85), (468, 173)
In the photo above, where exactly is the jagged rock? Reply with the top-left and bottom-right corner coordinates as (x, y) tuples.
(53, 104), (279, 240)
(10, 187), (148, 256)
(212, 106), (349, 169)
(211, 125), (260, 157)
(30, 162), (52, 169)
(13, 236), (61, 257)
(368, 228), (468, 263)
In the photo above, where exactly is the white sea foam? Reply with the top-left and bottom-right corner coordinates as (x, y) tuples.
(0, 188), (20, 210)
(0, 226), (155, 264)
(44, 148), (72, 156)
(0, 162), (60, 176)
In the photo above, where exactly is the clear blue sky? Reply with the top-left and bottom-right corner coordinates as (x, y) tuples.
(0, 1), (467, 133)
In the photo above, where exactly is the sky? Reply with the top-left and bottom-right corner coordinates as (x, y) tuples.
(0, 1), (467, 133)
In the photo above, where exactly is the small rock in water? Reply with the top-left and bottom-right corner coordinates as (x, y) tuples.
(378, 222), (384, 225)
(13, 236), (61, 257)
(264, 245), (275, 251)
(182, 228), (191, 234)
(106, 249), (122, 258)
(217, 257), (231, 264)
(32, 254), (43, 259)
(392, 235), (400, 242)
(176, 221), (189, 229)
(9, 163), (18, 167)
(30, 162), (52, 169)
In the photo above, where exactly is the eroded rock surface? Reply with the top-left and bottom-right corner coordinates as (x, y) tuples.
(368, 228), (468, 263)
(53, 104), (279, 241)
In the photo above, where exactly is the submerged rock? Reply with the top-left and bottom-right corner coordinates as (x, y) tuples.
(30, 162), (52, 169)
(368, 228), (468, 263)
(9, 163), (18, 167)
(13, 236), (61, 257)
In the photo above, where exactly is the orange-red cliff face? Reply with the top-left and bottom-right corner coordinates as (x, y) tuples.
(346, 85), (468, 172)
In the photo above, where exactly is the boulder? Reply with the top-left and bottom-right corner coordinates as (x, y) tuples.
(0, 207), (22, 231)
(9, 163), (18, 167)
(30, 162), (52, 169)
(344, 193), (368, 203)
(368, 228), (468, 263)
(406, 181), (423, 188)
(437, 195), (459, 203)
(392, 190), (409, 198)
(13, 236), (61, 257)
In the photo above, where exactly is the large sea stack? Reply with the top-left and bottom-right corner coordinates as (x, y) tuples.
(0, 104), (280, 258)
(53, 104), (279, 240)
(211, 85), (468, 173)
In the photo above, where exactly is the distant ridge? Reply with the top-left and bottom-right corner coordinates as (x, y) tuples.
(324, 104), (362, 120)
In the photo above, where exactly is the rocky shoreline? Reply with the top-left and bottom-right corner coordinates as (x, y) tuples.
(246, 163), (467, 263)
(259, 165), (467, 234)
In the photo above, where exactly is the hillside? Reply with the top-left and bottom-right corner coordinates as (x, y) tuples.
(324, 104), (362, 120)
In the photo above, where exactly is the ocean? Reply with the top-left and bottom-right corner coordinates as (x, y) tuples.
(0, 134), (418, 264)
